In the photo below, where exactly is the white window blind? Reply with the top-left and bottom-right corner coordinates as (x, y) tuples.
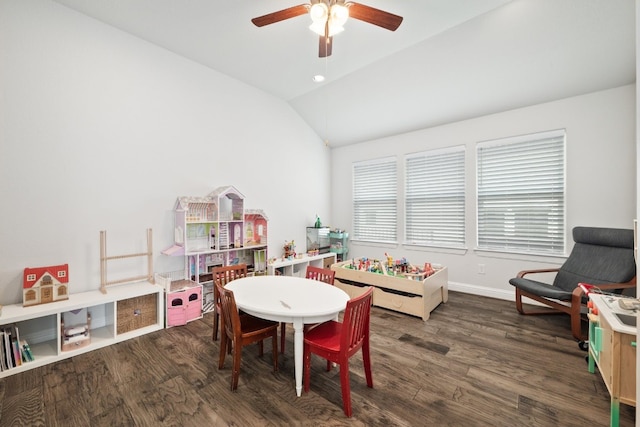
(477, 129), (565, 255)
(405, 146), (466, 248)
(353, 157), (397, 243)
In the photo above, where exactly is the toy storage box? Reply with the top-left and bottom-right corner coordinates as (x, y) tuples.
(166, 280), (203, 328)
(117, 293), (158, 334)
(331, 260), (448, 321)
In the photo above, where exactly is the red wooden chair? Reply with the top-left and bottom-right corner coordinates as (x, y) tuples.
(305, 265), (336, 285)
(303, 286), (374, 417)
(216, 283), (279, 390)
(280, 265), (336, 353)
(211, 264), (248, 342)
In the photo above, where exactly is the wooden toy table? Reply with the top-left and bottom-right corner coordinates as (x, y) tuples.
(331, 260), (448, 321)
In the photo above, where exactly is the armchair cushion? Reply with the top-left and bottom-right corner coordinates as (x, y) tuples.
(509, 277), (573, 301)
(554, 226), (635, 292)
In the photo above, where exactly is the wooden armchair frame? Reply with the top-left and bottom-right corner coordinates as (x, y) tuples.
(514, 268), (636, 341)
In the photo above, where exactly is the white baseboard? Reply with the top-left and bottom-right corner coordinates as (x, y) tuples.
(448, 281), (549, 307)
(448, 281), (514, 301)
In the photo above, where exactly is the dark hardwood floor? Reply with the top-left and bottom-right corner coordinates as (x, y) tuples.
(0, 291), (635, 426)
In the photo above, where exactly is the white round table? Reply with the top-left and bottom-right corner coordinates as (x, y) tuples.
(225, 275), (349, 396)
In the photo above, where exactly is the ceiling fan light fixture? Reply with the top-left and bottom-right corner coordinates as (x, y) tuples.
(330, 4), (349, 27)
(309, 3), (329, 23)
(309, 2), (348, 37)
(309, 21), (325, 36)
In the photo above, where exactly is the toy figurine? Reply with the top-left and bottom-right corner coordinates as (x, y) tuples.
(384, 252), (393, 269)
(424, 262), (435, 276)
(283, 240), (296, 260)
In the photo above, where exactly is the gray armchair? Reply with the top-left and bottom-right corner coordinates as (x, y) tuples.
(509, 226), (636, 341)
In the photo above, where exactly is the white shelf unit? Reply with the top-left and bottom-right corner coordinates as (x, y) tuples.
(267, 253), (337, 277)
(162, 186), (268, 314)
(0, 281), (163, 378)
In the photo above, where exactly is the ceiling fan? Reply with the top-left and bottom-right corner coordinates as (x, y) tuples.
(251, 1), (403, 58)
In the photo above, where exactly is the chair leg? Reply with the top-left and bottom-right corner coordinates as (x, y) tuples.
(362, 340), (373, 388)
(212, 311), (219, 341)
(280, 323), (286, 354)
(515, 288), (525, 314)
(272, 334), (279, 372)
(303, 343), (311, 393)
(571, 303), (586, 341)
(339, 358), (352, 417)
(218, 333), (227, 369)
(231, 341), (241, 391)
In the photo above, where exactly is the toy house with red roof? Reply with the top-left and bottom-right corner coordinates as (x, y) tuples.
(23, 264), (70, 307)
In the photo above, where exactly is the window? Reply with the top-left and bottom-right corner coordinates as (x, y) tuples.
(352, 157), (397, 243)
(477, 129), (565, 255)
(405, 146), (466, 248)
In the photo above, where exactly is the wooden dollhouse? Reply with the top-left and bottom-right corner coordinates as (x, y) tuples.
(244, 209), (268, 274)
(161, 185), (268, 314)
(23, 264), (70, 307)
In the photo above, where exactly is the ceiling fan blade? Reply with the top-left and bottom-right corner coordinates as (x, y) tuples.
(251, 4), (309, 27)
(347, 3), (403, 31)
(319, 35), (333, 58)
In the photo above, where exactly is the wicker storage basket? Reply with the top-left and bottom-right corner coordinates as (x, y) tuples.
(117, 293), (158, 334)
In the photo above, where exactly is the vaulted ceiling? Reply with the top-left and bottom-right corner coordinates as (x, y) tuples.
(52, 0), (635, 147)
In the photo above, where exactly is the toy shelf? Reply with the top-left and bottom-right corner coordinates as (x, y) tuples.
(267, 253), (336, 277)
(0, 281), (163, 378)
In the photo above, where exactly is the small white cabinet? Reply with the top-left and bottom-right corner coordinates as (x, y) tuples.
(0, 281), (163, 378)
(267, 253), (336, 277)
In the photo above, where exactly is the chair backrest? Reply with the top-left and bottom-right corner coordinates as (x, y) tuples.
(217, 283), (242, 340)
(212, 264), (248, 305)
(554, 226), (636, 292)
(340, 287), (374, 355)
(212, 264), (248, 286)
(306, 265), (336, 285)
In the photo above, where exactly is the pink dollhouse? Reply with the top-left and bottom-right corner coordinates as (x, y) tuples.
(23, 264), (70, 307)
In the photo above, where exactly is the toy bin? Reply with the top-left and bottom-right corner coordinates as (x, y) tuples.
(117, 293), (158, 334)
(166, 282), (202, 328)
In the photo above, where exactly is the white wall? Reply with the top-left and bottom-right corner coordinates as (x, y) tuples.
(331, 84), (637, 300)
(0, 0), (331, 304)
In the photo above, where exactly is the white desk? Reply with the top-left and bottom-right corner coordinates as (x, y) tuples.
(587, 294), (636, 426)
(225, 275), (349, 396)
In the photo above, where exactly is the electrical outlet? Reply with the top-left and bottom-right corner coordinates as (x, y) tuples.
(478, 264), (485, 274)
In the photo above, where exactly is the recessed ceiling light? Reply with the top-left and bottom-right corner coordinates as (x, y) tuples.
(312, 75), (325, 83)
